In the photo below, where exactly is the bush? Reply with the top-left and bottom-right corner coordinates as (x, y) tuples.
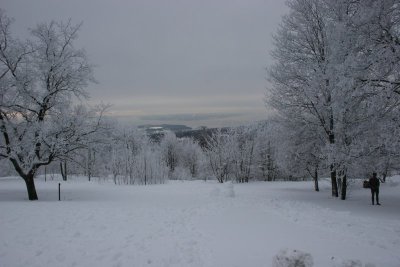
(272, 248), (313, 267)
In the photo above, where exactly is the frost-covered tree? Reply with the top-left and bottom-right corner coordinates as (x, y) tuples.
(325, 0), (400, 199)
(106, 125), (168, 185)
(120, 127), (146, 184)
(268, 0), (338, 195)
(205, 124), (283, 183)
(179, 137), (203, 179)
(54, 118), (113, 181)
(0, 10), (106, 200)
(349, 110), (400, 181)
(254, 122), (281, 182)
(205, 129), (232, 183)
(282, 118), (326, 190)
(134, 143), (168, 185)
(229, 126), (256, 183)
(110, 126), (144, 184)
(267, 0), (400, 199)
(160, 131), (180, 178)
(110, 145), (124, 185)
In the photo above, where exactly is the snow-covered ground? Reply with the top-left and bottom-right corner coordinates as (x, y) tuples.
(1, 176), (400, 267)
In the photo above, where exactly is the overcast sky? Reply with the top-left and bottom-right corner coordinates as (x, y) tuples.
(2, 0), (288, 128)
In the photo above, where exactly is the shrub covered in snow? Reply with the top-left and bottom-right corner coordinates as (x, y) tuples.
(272, 248), (313, 267)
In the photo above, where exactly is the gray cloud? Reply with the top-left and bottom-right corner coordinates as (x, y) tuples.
(2, 0), (288, 127)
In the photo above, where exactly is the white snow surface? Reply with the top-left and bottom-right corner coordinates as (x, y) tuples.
(1, 176), (400, 267)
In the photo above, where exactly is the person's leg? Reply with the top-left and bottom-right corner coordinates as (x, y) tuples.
(371, 189), (375, 205)
(376, 189), (380, 205)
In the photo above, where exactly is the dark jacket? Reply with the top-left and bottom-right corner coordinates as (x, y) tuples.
(369, 176), (380, 190)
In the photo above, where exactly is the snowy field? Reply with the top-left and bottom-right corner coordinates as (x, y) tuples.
(1, 176), (400, 267)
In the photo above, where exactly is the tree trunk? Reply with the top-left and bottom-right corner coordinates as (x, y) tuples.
(328, 108), (338, 197)
(314, 168), (319, 192)
(267, 153), (273, 182)
(87, 148), (91, 182)
(24, 175), (38, 200)
(331, 165), (338, 197)
(382, 164), (388, 183)
(340, 175), (347, 200)
(60, 161), (67, 181)
(144, 157), (147, 185)
(9, 158), (40, 200)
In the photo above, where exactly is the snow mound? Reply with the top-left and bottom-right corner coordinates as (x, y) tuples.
(272, 248), (313, 267)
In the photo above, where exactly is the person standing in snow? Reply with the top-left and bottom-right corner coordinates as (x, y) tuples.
(369, 172), (381, 205)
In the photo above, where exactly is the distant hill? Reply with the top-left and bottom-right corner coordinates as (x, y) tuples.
(175, 127), (232, 147)
(138, 124), (239, 146)
(138, 124), (216, 145)
(138, 124), (192, 136)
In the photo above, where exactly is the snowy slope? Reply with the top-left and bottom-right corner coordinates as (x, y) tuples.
(1, 177), (399, 267)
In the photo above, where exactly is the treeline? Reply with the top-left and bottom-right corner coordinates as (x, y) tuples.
(21, 121), (283, 185)
(4, 114), (394, 194)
